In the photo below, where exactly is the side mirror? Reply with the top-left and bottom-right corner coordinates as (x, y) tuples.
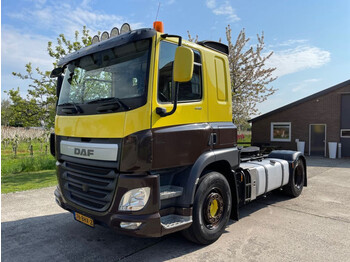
(173, 46), (194, 83)
(56, 75), (63, 97)
(50, 67), (63, 78)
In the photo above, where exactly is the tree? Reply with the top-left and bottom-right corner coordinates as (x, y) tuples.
(10, 27), (93, 129)
(1, 99), (12, 126)
(188, 26), (277, 126)
(227, 26), (276, 126)
(5, 88), (42, 127)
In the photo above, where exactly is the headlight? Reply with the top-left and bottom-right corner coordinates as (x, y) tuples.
(118, 187), (150, 211)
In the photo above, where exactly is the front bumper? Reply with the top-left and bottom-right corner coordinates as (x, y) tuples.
(55, 173), (187, 238)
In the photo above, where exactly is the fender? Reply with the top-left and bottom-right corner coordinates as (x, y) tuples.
(268, 150), (307, 186)
(177, 147), (240, 220)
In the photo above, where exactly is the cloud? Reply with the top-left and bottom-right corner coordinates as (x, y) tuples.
(269, 39), (308, 48)
(2, 0), (145, 96)
(7, 1), (144, 38)
(206, 0), (216, 9)
(2, 26), (53, 71)
(1, 25), (54, 94)
(266, 45), (331, 77)
(278, 39), (308, 47)
(206, 0), (240, 22)
(291, 78), (322, 92)
(304, 78), (321, 83)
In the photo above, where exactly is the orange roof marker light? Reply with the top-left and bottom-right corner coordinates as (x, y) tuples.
(153, 21), (164, 33)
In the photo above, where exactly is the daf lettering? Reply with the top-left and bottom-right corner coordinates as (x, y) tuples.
(74, 148), (94, 157)
(60, 141), (118, 161)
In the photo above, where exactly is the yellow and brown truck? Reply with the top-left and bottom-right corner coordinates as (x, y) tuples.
(50, 22), (307, 244)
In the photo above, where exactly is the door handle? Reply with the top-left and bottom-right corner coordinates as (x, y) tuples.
(209, 133), (217, 145)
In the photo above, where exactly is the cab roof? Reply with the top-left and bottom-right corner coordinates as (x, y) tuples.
(57, 28), (229, 67)
(57, 28), (156, 67)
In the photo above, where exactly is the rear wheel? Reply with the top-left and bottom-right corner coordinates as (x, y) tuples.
(283, 158), (305, 197)
(182, 171), (231, 245)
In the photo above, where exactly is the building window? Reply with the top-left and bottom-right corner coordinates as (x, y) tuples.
(271, 122), (291, 142)
(340, 129), (350, 138)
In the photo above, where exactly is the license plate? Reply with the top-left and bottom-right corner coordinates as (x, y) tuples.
(74, 212), (94, 227)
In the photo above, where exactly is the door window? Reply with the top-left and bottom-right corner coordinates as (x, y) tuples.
(158, 41), (202, 103)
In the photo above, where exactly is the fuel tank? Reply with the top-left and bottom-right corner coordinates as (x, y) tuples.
(240, 158), (289, 200)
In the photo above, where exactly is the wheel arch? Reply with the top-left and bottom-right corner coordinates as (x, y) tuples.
(179, 148), (240, 221)
(268, 150), (307, 187)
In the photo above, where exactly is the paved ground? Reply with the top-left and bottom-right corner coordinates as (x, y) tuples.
(2, 157), (350, 262)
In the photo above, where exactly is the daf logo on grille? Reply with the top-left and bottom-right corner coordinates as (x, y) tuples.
(74, 148), (94, 157)
(82, 184), (89, 192)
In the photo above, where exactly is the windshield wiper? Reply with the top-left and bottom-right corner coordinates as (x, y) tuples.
(58, 102), (83, 114)
(86, 97), (130, 110)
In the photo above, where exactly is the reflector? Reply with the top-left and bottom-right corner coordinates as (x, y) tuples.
(92, 35), (99, 44)
(110, 27), (119, 37)
(101, 31), (109, 41)
(120, 23), (131, 34)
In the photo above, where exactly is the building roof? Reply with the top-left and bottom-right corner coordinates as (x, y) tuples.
(249, 79), (350, 123)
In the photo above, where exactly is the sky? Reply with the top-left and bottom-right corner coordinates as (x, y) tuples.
(2, 0), (350, 116)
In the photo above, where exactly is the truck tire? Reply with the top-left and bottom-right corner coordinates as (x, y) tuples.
(182, 171), (232, 245)
(283, 158), (305, 197)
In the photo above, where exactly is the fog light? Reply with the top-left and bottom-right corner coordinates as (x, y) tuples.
(119, 187), (150, 211)
(120, 222), (142, 230)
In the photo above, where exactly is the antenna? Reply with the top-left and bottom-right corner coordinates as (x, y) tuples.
(155, 2), (161, 21)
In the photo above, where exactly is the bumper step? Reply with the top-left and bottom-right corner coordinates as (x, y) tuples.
(160, 215), (192, 229)
(160, 186), (183, 200)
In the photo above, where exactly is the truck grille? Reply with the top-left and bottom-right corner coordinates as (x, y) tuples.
(60, 161), (118, 212)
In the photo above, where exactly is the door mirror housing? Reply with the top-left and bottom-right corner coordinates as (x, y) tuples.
(50, 67), (63, 78)
(56, 75), (63, 97)
(50, 68), (64, 97)
(173, 46), (194, 83)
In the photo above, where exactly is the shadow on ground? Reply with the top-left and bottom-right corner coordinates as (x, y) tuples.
(1, 190), (293, 262)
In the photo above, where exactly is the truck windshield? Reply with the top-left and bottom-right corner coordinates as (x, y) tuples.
(58, 39), (151, 111)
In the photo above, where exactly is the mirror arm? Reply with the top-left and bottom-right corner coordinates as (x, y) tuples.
(161, 34), (182, 46)
(156, 34), (186, 117)
(156, 82), (179, 117)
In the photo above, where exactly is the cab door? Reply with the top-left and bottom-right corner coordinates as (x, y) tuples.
(151, 40), (210, 170)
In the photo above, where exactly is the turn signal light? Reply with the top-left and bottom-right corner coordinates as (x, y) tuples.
(153, 21), (164, 33)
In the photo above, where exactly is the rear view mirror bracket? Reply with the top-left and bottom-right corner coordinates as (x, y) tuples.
(157, 34), (192, 117)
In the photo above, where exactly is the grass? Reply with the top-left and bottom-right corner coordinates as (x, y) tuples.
(1, 155), (56, 175)
(1, 170), (57, 194)
(2, 141), (57, 193)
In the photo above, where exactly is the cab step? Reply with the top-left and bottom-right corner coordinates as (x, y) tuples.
(160, 214), (192, 229)
(160, 185), (183, 200)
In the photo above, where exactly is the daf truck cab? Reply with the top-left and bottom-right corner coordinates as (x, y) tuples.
(50, 22), (307, 244)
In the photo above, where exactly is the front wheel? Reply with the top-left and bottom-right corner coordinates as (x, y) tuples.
(182, 171), (231, 245)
